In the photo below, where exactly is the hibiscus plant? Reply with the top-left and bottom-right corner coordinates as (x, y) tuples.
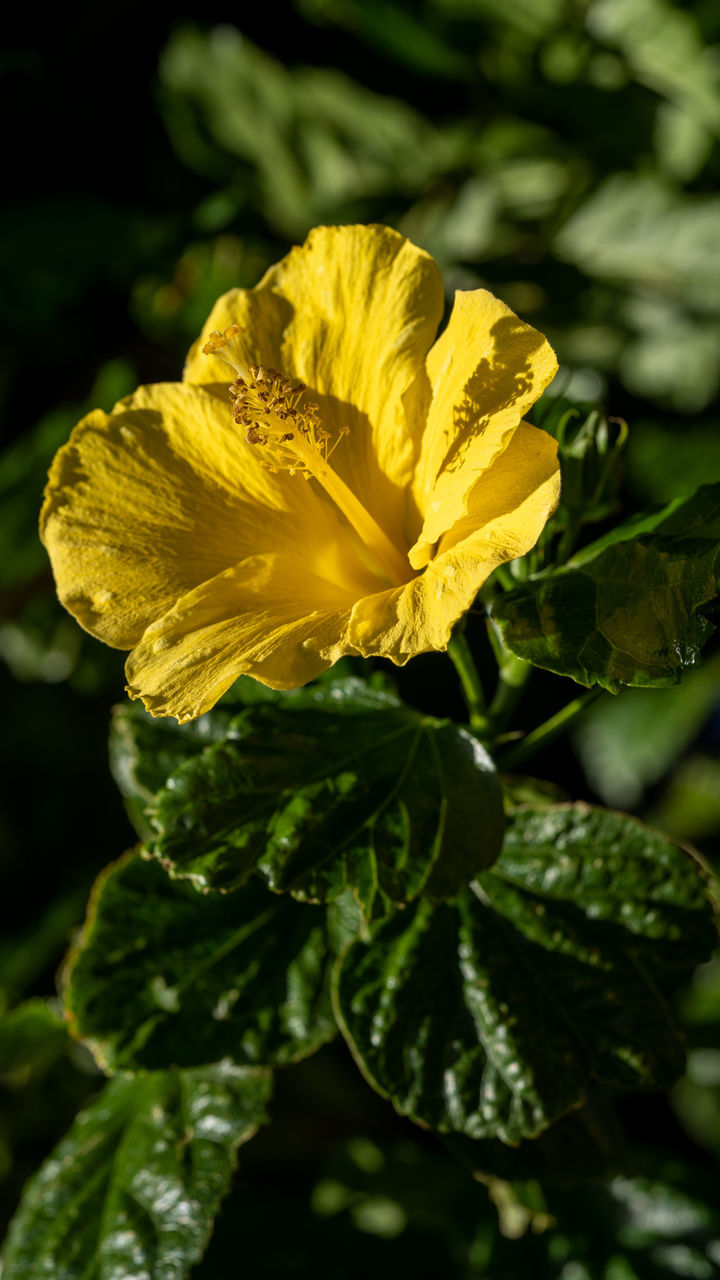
(3, 224), (719, 1278)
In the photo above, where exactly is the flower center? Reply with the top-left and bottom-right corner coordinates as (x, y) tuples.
(203, 325), (410, 587)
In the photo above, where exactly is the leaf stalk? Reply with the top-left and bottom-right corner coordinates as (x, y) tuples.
(497, 687), (603, 770)
(447, 632), (490, 733)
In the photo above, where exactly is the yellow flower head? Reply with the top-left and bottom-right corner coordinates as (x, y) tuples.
(40, 225), (560, 722)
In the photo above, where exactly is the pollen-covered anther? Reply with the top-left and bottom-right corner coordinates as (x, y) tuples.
(227, 360), (348, 477)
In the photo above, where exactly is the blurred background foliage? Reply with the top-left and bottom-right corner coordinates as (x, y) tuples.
(3, 0), (720, 1273)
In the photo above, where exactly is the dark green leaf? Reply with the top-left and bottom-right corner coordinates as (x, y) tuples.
(297, 0), (471, 78)
(115, 679), (504, 922)
(1, 1061), (271, 1280)
(109, 700), (237, 840)
(492, 484), (720, 691)
(657, 753), (720, 844)
(626, 418), (720, 505)
(64, 854), (355, 1072)
(108, 671), (349, 831)
(335, 803), (715, 1143)
(447, 1093), (626, 1184)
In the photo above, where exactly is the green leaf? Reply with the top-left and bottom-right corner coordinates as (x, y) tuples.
(63, 854), (354, 1072)
(587, 0), (720, 137)
(556, 174), (720, 313)
(491, 484), (720, 691)
(619, 297), (720, 414)
(297, 0), (472, 78)
(0, 999), (68, 1076)
(604, 1171), (720, 1272)
(114, 679), (504, 922)
(109, 700), (236, 840)
(109, 674), (287, 837)
(159, 27), (463, 238)
(447, 1094), (625, 1183)
(109, 676), (311, 838)
(573, 652), (720, 808)
(626, 417), (720, 505)
(334, 803), (715, 1144)
(654, 101), (713, 185)
(656, 754), (720, 846)
(1, 1061), (271, 1280)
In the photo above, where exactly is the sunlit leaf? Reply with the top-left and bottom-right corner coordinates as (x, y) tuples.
(335, 803), (714, 1142)
(556, 175), (720, 313)
(111, 679), (504, 922)
(587, 0), (720, 135)
(492, 484), (720, 691)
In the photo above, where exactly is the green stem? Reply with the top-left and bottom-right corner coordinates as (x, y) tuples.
(494, 564), (517, 592)
(555, 521), (578, 565)
(487, 654), (531, 730)
(447, 633), (489, 733)
(497, 687), (602, 771)
(486, 618), (531, 734)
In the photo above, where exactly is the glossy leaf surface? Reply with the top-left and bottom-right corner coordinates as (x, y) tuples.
(492, 484), (720, 691)
(64, 854), (353, 1072)
(111, 679), (504, 920)
(2, 1061), (270, 1280)
(335, 804), (715, 1143)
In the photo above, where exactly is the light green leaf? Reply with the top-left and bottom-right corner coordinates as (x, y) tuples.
(2, 1061), (271, 1280)
(654, 101), (713, 184)
(159, 27), (463, 237)
(587, 0), (720, 136)
(432, 0), (566, 41)
(491, 484), (720, 691)
(556, 175), (720, 313)
(114, 679), (504, 923)
(335, 804), (715, 1143)
(619, 296), (720, 414)
(64, 854), (354, 1072)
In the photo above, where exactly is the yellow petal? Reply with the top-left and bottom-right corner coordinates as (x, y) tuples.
(349, 423), (560, 662)
(408, 289), (558, 568)
(185, 224), (445, 550)
(40, 381), (379, 649)
(125, 554), (359, 722)
(437, 421), (561, 558)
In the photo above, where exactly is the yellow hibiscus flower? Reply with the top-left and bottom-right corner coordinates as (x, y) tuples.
(40, 224), (560, 723)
